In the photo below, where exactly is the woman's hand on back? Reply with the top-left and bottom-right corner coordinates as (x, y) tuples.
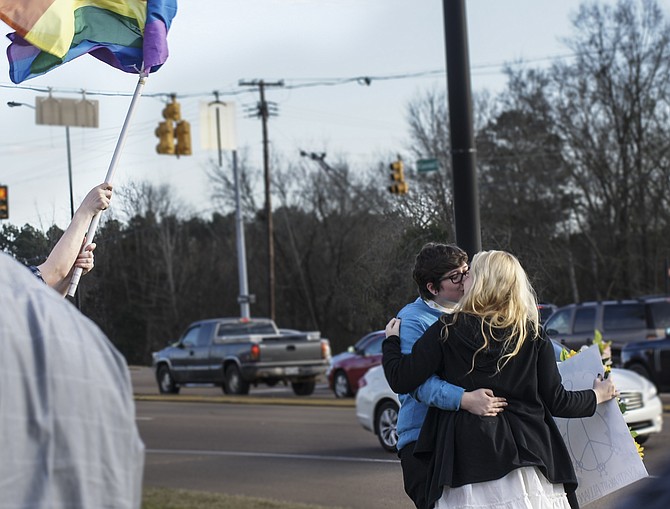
(385, 317), (401, 338)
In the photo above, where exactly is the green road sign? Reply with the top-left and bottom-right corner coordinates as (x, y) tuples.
(416, 158), (439, 173)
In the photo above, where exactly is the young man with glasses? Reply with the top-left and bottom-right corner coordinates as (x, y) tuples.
(393, 242), (507, 509)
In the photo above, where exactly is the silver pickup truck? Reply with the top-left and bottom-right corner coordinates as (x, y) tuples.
(152, 317), (331, 396)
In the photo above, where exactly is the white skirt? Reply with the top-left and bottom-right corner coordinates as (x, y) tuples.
(435, 466), (571, 509)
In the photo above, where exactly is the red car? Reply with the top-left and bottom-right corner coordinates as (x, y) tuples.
(327, 331), (384, 398)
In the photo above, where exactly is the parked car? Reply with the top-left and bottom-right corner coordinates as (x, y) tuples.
(327, 330), (384, 398)
(355, 360), (662, 452)
(543, 296), (670, 365)
(621, 334), (670, 392)
(355, 365), (399, 452)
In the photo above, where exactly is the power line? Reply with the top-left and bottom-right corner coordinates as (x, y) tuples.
(0, 51), (586, 100)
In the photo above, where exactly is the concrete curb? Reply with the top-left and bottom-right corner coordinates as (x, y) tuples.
(134, 393), (355, 407)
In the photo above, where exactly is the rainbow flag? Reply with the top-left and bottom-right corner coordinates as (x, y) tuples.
(0, 0), (177, 83)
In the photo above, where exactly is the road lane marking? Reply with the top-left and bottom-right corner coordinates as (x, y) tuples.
(146, 448), (399, 464)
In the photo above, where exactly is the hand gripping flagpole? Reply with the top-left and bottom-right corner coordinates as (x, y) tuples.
(67, 71), (149, 297)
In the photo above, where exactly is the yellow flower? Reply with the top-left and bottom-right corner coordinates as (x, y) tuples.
(634, 438), (645, 459)
(560, 348), (578, 362)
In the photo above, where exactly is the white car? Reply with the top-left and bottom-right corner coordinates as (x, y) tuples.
(355, 365), (400, 452)
(355, 365), (662, 452)
(610, 367), (663, 444)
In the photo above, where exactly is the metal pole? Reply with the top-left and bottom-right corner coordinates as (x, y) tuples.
(214, 98), (223, 168)
(65, 125), (75, 219)
(233, 149), (251, 319)
(211, 93), (251, 319)
(443, 0), (481, 259)
(65, 124), (81, 308)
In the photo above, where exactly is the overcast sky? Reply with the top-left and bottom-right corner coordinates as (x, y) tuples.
(0, 0), (655, 229)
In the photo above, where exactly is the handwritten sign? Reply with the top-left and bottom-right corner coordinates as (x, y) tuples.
(554, 345), (647, 506)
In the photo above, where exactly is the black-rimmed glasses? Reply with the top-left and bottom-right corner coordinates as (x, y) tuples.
(439, 269), (469, 285)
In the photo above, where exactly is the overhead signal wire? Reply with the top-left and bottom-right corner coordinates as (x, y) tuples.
(0, 51), (583, 100)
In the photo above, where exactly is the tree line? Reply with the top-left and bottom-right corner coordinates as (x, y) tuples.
(3, 1), (669, 363)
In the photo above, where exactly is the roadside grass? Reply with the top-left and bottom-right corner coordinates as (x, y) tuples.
(142, 487), (346, 509)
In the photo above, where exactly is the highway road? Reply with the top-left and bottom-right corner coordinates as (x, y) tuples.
(132, 367), (670, 509)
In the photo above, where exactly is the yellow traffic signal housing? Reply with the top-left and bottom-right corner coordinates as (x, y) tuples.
(0, 185), (8, 219)
(155, 120), (175, 154)
(175, 120), (192, 156)
(162, 97), (181, 122)
(390, 160), (404, 181)
(388, 159), (408, 194)
(390, 181), (409, 194)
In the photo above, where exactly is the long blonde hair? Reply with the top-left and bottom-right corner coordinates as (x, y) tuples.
(445, 250), (540, 373)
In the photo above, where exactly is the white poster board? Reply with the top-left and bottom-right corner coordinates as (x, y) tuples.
(554, 345), (647, 506)
(199, 101), (237, 151)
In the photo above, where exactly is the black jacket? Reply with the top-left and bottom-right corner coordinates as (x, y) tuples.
(382, 313), (597, 509)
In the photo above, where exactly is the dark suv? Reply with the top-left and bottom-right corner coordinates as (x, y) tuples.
(621, 336), (670, 392)
(543, 296), (670, 366)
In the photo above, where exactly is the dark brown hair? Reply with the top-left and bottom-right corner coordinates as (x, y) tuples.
(412, 243), (468, 300)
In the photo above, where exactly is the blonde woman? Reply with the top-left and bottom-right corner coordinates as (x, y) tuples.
(382, 250), (617, 509)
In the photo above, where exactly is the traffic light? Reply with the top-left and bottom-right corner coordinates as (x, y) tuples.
(389, 158), (408, 194)
(155, 120), (175, 154)
(175, 120), (192, 156)
(155, 96), (191, 156)
(162, 97), (181, 122)
(0, 185), (8, 219)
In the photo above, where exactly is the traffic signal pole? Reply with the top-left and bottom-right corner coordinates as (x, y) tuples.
(443, 0), (481, 259)
(211, 92), (252, 319)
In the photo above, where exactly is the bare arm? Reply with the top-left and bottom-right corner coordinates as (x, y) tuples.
(38, 183), (112, 295)
(50, 242), (96, 295)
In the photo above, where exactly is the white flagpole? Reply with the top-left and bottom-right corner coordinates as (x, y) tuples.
(67, 72), (148, 297)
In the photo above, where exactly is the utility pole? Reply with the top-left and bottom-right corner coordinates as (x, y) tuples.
(442, 0), (481, 259)
(239, 79), (284, 321)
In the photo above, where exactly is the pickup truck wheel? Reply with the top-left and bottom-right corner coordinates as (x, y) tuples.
(333, 370), (352, 398)
(157, 365), (180, 394)
(375, 400), (399, 453)
(291, 379), (316, 396)
(224, 364), (250, 395)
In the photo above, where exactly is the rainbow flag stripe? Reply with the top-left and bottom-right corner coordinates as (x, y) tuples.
(0, 0), (177, 83)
